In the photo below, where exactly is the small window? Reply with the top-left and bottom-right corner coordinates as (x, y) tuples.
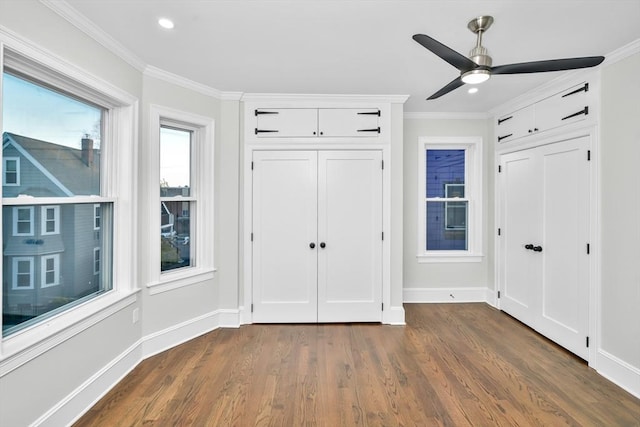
(3, 157), (19, 185)
(12, 257), (34, 290)
(417, 137), (483, 262)
(160, 125), (193, 272)
(41, 205), (60, 235)
(93, 247), (100, 275)
(13, 206), (34, 236)
(41, 254), (60, 288)
(94, 204), (101, 230)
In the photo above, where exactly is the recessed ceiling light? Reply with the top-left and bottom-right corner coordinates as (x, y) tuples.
(468, 87), (479, 94)
(158, 18), (174, 29)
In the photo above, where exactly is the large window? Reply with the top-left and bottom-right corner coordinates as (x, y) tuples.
(2, 65), (113, 336)
(417, 137), (482, 262)
(160, 125), (193, 272)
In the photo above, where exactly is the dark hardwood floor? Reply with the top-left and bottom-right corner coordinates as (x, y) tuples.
(74, 304), (640, 426)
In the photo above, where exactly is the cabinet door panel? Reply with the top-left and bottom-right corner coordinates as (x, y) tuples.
(255, 108), (318, 137)
(252, 151), (318, 322)
(318, 108), (380, 137)
(537, 137), (590, 360)
(535, 83), (590, 133)
(317, 151), (382, 322)
(496, 105), (535, 143)
(500, 149), (541, 327)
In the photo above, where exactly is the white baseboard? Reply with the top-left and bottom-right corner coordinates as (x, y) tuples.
(35, 308), (233, 427)
(403, 286), (489, 303)
(596, 349), (640, 399)
(383, 305), (406, 325)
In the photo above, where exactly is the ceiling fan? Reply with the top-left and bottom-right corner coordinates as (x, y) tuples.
(413, 16), (605, 100)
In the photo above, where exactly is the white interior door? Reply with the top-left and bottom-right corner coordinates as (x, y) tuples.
(537, 137), (590, 359)
(500, 149), (542, 328)
(317, 151), (383, 322)
(252, 151), (318, 322)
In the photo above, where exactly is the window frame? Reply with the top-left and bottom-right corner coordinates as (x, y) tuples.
(3, 157), (19, 186)
(93, 204), (101, 230)
(417, 136), (483, 263)
(12, 257), (34, 290)
(40, 205), (60, 235)
(0, 41), (138, 358)
(93, 247), (100, 275)
(12, 206), (34, 236)
(147, 104), (215, 294)
(40, 254), (60, 288)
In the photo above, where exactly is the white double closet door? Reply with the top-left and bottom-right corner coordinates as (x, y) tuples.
(252, 150), (383, 323)
(500, 136), (590, 360)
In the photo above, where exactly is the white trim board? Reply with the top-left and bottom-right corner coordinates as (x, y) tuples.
(596, 349), (640, 399)
(403, 287), (490, 303)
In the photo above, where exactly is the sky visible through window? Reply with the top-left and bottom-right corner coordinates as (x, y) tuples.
(2, 72), (102, 149)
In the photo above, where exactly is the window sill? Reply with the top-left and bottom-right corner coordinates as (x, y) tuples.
(147, 268), (217, 295)
(417, 252), (484, 263)
(0, 289), (139, 376)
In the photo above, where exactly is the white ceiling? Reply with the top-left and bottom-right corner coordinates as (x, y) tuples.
(58, 0), (640, 113)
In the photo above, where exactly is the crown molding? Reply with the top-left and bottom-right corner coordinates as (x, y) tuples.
(40, 0), (146, 72)
(144, 66), (242, 100)
(404, 111), (490, 120)
(242, 93), (409, 104)
(603, 38), (640, 67)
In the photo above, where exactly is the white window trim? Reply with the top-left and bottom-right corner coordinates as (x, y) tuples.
(417, 136), (483, 263)
(12, 257), (34, 290)
(0, 37), (138, 361)
(147, 104), (215, 294)
(3, 157), (20, 186)
(41, 254), (60, 288)
(40, 205), (60, 235)
(12, 206), (34, 236)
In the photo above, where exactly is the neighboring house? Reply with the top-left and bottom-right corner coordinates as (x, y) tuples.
(2, 132), (102, 328)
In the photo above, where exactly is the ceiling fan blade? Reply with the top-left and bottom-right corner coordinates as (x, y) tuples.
(413, 34), (478, 72)
(427, 76), (465, 100)
(491, 56), (605, 75)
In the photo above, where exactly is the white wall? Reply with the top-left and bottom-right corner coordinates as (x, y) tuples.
(599, 50), (640, 394)
(402, 117), (495, 302)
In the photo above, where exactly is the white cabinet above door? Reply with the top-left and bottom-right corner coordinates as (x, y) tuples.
(318, 108), (380, 137)
(255, 108), (318, 137)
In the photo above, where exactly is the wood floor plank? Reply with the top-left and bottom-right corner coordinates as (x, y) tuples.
(74, 304), (640, 427)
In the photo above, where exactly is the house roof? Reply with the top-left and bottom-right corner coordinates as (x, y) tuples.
(3, 132), (100, 196)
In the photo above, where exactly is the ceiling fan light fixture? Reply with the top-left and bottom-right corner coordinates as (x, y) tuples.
(461, 69), (490, 84)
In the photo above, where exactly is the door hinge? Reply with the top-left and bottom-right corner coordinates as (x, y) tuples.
(382, 160), (384, 170)
(562, 83), (589, 98)
(587, 243), (590, 254)
(381, 302), (384, 311)
(498, 115), (513, 125)
(497, 291), (501, 299)
(251, 232), (254, 242)
(498, 165), (502, 173)
(498, 228), (501, 236)
(251, 303), (254, 313)
(586, 336), (590, 348)
(587, 150), (591, 161)
(251, 161), (254, 170)
(381, 231), (384, 241)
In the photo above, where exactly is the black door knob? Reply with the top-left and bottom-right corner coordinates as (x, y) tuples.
(320, 242), (326, 248)
(309, 242), (316, 249)
(533, 246), (543, 252)
(525, 244), (534, 250)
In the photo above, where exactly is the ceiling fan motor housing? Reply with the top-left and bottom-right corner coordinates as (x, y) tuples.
(469, 45), (492, 68)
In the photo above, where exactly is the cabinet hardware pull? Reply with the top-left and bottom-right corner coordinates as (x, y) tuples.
(255, 110), (279, 116)
(525, 244), (534, 250)
(562, 106), (589, 121)
(255, 128), (279, 134)
(562, 83), (589, 98)
(532, 246), (543, 252)
(358, 110), (381, 117)
(498, 134), (513, 142)
(498, 116), (513, 125)
(309, 242), (316, 249)
(357, 127), (381, 133)
(320, 242), (326, 249)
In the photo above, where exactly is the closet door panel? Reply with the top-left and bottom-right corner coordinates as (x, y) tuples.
(500, 149), (541, 328)
(538, 137), (590, 359)
(317, 151), (383, 322)
(252, 151), (318, 322)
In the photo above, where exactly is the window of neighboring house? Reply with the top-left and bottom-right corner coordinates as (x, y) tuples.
(94, 204), (101, 230)
(41, 205), (60, 235)
(12, 257), (34, 290)
(13, 206), (34, 236)
(3, 157), (19, 185)
(417, 137), (483, 262)
(41, 254), (60, 288)
(93, 247), (100, 275)
(0, 47), (136, 339)
(160, 124), (194, 272)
